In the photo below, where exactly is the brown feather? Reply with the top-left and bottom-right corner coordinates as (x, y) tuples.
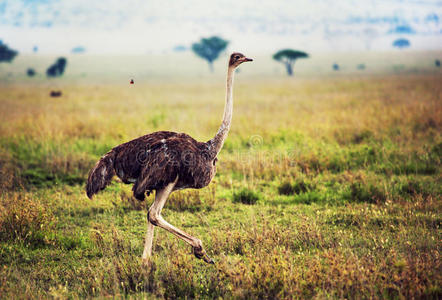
(85, 131), (217, 200)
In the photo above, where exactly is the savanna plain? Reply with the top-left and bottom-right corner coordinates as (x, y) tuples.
(0, 52), (441, 299)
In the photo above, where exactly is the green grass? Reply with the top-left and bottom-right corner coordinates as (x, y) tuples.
(0, 63), (441, 298)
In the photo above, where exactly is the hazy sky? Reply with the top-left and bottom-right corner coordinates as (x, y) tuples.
(1, 0), (441, 54)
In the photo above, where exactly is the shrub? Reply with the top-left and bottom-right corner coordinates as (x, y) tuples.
(233, 188), (260, 205)
(46, 57), (67, 77)
(0, 193), (56, 246)
(278, 182), (295, 195)
(278, 180), (312, 195)
(27, 68), (36, 77)
(349, 181), (386, 203)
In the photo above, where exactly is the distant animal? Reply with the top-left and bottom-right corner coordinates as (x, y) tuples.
(86, 52), (253, 266)
(333, 63), (340, 71)
(130, 79), (134, 84)
(50, 90), (62, 97)
(436, 60), (441, 67)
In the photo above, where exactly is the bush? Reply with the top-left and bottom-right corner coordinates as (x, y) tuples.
(0, 193), (56, 246)
(27, 68), (36, 77)
(278, 182), (295, 195)
(233, 188), (260, 205)
(46, 57), (67, 77)
(278, 180), (312, 195)
(349, 181), (386, 203)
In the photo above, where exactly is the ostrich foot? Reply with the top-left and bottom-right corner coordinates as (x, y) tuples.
(193, 245), (215, 264)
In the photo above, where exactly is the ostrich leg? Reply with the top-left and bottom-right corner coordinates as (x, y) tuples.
(142, 177), (178, 266)
(142, 221), (155, 266)
(144, 177), (214, 265)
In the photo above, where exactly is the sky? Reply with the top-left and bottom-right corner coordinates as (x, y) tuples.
(0, 0), (441, 54)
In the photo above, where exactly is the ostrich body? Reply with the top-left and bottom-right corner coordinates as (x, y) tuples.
(86, 53), (253, 265)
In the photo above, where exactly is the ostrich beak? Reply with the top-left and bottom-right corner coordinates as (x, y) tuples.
(244, 57), (253, 62)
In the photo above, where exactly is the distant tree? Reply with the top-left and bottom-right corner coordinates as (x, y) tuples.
(192, 36), (228, 72)
(0, 42), (18, 63)
(173, 45), (188, 52)
(71, 46), (86, 54)
(27, 68), (36, 77)
(389, 25), (416, 35)
(425, 13), (439, 23)
(435, 59), (440, 67)
(333, 63), (340, 71)
(273, 49), (309, 76)
(357, 64), (366, 70)
(46, 57), (67, 77)
(393, 38), (410, 49)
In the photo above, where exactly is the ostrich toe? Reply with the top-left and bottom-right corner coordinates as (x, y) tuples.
(193, 245), (215, 264)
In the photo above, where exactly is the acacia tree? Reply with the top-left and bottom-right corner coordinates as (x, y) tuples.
(0, 42), (18, 64)
(393, 38), (410, 50)
(273, 49), (308, 76)
(192, 36), (228, 72)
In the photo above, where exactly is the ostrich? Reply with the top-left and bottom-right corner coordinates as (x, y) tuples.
(86, 52), (253, 265)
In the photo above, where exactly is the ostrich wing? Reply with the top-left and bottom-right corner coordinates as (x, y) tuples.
(132, 134), (212, 200)
(132, 140), (179, 200)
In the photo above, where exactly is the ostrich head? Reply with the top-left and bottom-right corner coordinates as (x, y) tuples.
(229, 52), (253, 68)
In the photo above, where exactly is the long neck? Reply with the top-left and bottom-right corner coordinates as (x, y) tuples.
(209, 66), (235, 156)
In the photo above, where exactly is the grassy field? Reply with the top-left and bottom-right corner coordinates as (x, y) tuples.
(0, 53), (441, 298)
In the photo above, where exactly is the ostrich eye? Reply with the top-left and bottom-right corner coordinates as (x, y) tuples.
(235, 55), (240, 60)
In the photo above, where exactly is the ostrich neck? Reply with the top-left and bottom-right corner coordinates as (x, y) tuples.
(209, 66), (235, 156)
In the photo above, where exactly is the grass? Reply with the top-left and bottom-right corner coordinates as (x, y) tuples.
(0, 55), (441, 298)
